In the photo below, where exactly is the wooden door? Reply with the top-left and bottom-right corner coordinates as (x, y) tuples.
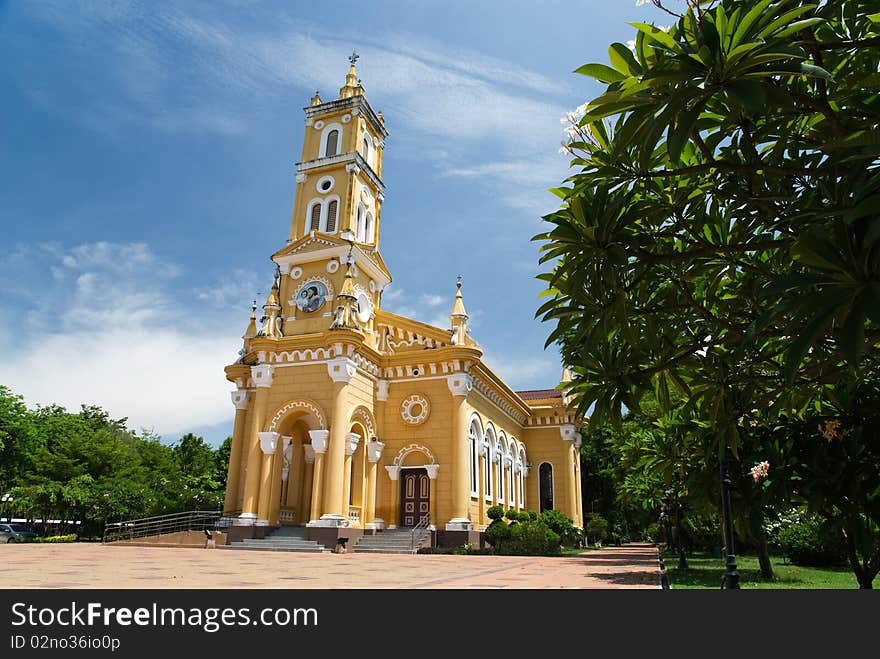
(400, 469), (429, 527)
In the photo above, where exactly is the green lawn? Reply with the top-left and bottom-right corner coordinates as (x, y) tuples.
(663, 551), (863, 589)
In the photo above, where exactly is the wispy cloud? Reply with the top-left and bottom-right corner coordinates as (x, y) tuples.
(0, 240), (241, 438)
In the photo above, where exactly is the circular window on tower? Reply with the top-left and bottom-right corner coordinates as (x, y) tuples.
(400, 394), (430, 426)
(316, 176), (335, 193)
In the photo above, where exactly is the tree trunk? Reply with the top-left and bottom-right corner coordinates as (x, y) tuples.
(841, 527), (877, 589)
(756, 532), (774, 581)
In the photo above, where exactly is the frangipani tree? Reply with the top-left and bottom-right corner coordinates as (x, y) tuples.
(537, 0), (880, 586)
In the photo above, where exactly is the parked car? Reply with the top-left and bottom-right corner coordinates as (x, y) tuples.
(0, 523), (38, 543)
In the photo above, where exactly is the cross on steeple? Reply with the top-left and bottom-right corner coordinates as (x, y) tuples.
(349, 51), (359, 65)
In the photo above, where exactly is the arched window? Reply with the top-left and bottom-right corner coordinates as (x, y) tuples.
(539, 463), (554, 513)
(326, 200), (338, 234)
(484, 426), (496, 502)
(356, 203), (366, 243)
(468, 418), (481, 499)
(308, 201), (322, 232)
(364, 212), (374, 244)
(362, 135), (370, 163)
(498, 435), (507, 504)
(325, 129), (339, 157)
(518, 448), (527, 508)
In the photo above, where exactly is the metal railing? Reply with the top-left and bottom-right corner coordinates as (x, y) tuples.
(102, 510), (223, 543)
(410, 513), (431, 553)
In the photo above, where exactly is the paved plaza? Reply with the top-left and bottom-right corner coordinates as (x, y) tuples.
(4, 543), (659, 589)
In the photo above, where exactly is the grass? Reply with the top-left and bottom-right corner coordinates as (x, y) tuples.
(662, 551), (863, 589)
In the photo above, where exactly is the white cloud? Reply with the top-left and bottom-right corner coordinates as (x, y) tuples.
(483, 353), (561, 392)
(420, 294), (445, 307)
(0, 241), (241, 439)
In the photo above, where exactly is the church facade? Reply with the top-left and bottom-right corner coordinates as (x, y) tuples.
(222, 58), (583, 546)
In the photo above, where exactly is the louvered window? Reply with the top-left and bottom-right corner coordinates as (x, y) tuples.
(362, 135), (370, 162)
(325, 130), (339, 157)
(326, 200), (338, 233)
(309, 203), (322, 232)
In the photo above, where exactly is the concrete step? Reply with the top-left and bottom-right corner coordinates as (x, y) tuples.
(219, 544), (329, 553)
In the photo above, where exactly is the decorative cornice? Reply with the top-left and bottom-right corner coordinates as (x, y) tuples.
(425, 464), (439, 480)
(473, 377), (528, 425)
(250, 364), (275, 388)
(385, 465), (400, 481)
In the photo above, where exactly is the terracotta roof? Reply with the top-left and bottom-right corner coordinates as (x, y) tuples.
(516, 389), (563, 401)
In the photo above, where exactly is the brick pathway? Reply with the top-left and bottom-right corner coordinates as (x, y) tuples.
(3, 542), (659, 589)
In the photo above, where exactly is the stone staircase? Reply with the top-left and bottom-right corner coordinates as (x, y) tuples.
(352, 527), (431, 554)
(220, 525), (330, 553)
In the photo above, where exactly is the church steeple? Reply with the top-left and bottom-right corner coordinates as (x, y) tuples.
(339, 51), (365, 99)
(450, 276), (470, 346)
(257, 269), (283, 338)
(287, 55), (389, 252)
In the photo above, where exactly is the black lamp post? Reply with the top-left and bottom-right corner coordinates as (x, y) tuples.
(719, 459), (740, 589)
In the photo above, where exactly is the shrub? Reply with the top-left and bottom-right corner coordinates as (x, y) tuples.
(15, 534), (77, 543)
(774, 518), (843, 567)
(526, 510), (538, 521)
(644, 523), (662, 544)
(487, 505), (505, 521)
(540, 509), (580, 546)
(683, 514), (721, 551)
(484, 519), (512, 548)
(495, 520), (561, 556)
(585, 514), (609, 546)
(504, 508), (520, 522)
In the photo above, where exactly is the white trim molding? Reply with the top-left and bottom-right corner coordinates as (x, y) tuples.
(258, 431), (279, 455)
(385, 465), (400, 481)
(447, 373), (474, 397)
(327, 357), (357, 383)
(345, 432), (361, 456)
(367, 439), (385, 463)
(231, 389), (249, 410)
(250, 364), (275, 388)
(309, 429), (329, 454)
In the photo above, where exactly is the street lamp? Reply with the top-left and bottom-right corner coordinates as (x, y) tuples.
(1, 493), (12, 522)
(719, 459), (740, 589)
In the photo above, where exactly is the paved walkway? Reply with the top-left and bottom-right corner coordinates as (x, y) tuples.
(3, 543), (659, 589)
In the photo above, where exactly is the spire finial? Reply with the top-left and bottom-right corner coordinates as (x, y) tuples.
(349, 51), (359, 65)
(457, 274), (462, 290)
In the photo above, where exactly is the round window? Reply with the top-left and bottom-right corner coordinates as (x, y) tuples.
(317, 176), (335, 193)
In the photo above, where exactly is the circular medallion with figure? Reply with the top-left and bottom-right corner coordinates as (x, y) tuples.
(295, 281), (327, 313)
(400, 394), (430, 426)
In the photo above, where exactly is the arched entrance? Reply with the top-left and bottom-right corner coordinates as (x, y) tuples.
(268, 399), (327, 527)
(389, 444), (438, 528)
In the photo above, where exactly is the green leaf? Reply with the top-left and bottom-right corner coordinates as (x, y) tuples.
(630, 22), (681, 52)
(574, 63), (626, 83)
(667, 101), (704, 163)
(783, 310), (834, 381)
(724, 79), (767, 114)
(608, 42), (642, 76)
(840, 301), (865, 367)
(731, 0), (775, 48)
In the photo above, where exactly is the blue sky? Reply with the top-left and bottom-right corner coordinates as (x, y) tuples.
(0, 1), (668, 445)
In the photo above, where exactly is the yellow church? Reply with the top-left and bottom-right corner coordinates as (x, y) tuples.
(222, 56), (583, 550)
